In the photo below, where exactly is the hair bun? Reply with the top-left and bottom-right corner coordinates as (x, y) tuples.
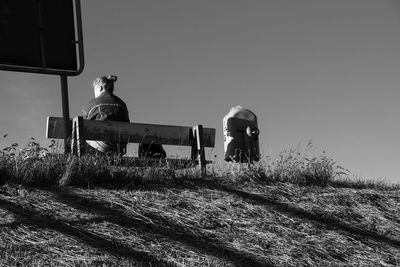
(107, 75), (117, 82)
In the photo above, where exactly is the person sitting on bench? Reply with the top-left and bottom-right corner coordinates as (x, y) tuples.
(82, 75), (166, 158)
(82, 75), (130, 155)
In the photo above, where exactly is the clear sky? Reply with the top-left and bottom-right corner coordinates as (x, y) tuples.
(1, 0), (400, 183)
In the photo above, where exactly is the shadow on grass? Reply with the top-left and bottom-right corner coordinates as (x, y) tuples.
(185, 179), (400, 248)
(0, 221), (25, 228)
(4, 175), (397, 265)
(42, 188), (273, 267)
(0, 198), (175, 266)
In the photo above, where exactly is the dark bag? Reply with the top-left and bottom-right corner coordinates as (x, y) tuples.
(138, 143), (166, 159)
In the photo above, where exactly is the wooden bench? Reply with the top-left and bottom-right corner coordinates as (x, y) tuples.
(46, 116), (216, 174)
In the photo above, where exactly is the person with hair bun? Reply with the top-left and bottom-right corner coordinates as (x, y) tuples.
(82, 75), (130, 155)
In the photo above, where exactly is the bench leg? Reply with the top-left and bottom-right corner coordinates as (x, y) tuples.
(191, 125), (206, 176)
(71, 116), (85, 156)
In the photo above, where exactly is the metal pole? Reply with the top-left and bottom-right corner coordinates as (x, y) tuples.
(60, 75), (71, 154)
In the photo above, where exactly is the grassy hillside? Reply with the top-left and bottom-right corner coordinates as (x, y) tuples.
(0, 140), (399, 266)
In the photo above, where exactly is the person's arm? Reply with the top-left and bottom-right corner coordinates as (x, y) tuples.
(83, 100), (103, 120)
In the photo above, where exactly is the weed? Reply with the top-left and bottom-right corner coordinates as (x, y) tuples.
(0, 139), (398, 190)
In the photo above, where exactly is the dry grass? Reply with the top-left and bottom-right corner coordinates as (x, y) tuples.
(1, 179), (399, 266)
(0, 140), (399, 266)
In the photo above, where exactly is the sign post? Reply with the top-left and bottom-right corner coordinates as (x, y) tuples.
(60, 75), (71, 153)
(0, 0), (85, 154)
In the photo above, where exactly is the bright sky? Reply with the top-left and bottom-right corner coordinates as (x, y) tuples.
(1, 0), (400, 183)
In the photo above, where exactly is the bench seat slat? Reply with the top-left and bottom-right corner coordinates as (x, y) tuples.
(46, 117), (216, 147)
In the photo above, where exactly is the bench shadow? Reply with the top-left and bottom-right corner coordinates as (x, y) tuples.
(0, 198), (175, 267)
(183, 179), (400, 248)
(42, 187), (273, 267)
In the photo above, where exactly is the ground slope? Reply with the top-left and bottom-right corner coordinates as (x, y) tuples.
(0, 177), (399, 266)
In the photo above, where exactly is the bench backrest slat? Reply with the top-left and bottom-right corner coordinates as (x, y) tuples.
(46, 117), (216, 147)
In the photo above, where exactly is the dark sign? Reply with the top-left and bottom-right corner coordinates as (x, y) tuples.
(0, 0), (84, 75)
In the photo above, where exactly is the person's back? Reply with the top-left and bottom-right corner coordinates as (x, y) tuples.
(82, 75), (130, 155)
(84, 91), (129, 122)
